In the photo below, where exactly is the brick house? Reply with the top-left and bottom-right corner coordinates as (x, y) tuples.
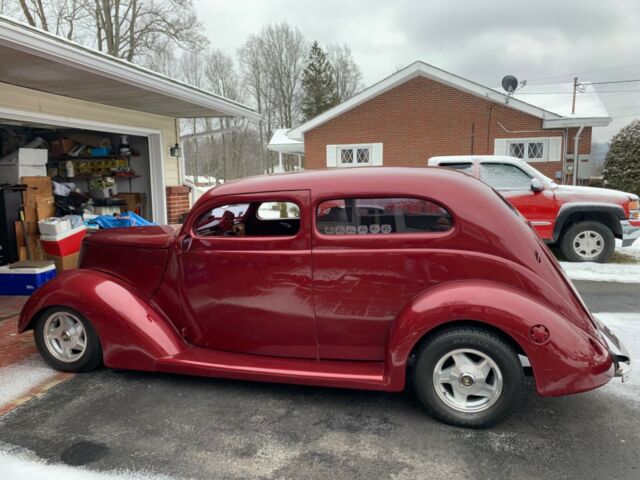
(269, 62), (610, 183)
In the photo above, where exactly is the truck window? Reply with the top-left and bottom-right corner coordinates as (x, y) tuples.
(439, 162), (472, 173)
(479, 163), (532, 191)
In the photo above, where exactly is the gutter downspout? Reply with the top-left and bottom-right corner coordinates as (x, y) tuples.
(571, 125), (585, 186)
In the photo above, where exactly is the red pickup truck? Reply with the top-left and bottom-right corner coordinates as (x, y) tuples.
(428, 155), (640, 262)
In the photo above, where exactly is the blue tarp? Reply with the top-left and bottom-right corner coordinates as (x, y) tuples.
(87, 211), (155, 229)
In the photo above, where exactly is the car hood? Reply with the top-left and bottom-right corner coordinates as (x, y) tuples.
(553, 184), (636, 203)
(84, 225), (179, 249)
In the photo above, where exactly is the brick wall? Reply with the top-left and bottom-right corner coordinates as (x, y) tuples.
(166, 185), (191, 224)
(303, 76), (592, 183)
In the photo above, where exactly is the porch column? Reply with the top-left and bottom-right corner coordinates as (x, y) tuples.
(278, 151), (283, 173)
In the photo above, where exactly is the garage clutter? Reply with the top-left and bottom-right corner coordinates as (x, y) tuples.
(0, 130), (151, 295)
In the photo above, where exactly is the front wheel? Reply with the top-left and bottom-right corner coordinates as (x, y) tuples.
(413, 327), (524, 428)
(560, 220), (615, 262)
(34, 307), (102, 372)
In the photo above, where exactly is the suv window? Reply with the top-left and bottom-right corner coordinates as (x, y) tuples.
(195, 201), (300, 237)
(316, 197), (452, 235)
(480, 163), (532, 190)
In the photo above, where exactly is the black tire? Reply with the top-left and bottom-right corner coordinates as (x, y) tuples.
(560, 220), (615, 263)
(413, 327), (524, 428)
(34, 307), (102, 373)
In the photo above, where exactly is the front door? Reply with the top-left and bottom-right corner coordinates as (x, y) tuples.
(479, 162), (557, 239)
(177, 190), (317, 359)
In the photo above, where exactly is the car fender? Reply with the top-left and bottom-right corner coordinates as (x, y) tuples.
(19, 269), (186, 371)
(553, 203), (625, 241)
(384, 280), (613, 396)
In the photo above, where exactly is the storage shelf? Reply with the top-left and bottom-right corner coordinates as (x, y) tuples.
(52, 153), (140, 161)
(54, 175), (140, 181)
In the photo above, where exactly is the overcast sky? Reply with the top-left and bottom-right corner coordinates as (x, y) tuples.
(196, 0), (640, 142)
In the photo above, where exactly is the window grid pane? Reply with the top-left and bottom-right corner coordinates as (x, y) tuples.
(356, 148), (370, 164)
(509, 143), (525, 159)
(340, 149), (353, 164)
(528, 142), (544, 159)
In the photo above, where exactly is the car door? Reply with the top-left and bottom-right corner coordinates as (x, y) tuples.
(177, 190), (317, 359)
(312, 195), (456, 361)
(478, 162), (556, 239)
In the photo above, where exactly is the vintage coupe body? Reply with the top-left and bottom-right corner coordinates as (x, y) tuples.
(19, 167), (630, 427)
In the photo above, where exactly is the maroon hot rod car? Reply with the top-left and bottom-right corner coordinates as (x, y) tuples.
(19, 167), (630, 427)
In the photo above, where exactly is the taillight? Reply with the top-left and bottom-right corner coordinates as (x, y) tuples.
(629, 199), (639, 220)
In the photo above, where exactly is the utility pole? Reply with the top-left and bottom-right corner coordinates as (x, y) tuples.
(571, 77), (578, 115)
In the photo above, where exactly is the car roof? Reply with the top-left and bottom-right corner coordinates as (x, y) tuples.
(198, 167), (479, 201)
(428, 155), (524, 166)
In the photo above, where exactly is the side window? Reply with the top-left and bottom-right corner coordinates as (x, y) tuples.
(316, 197), (453, 235)
(480, 163), (532, 190)
(439, 162), (473, 173)
(195, 201), (300, 237)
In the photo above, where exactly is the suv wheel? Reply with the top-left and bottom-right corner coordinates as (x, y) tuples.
(560, 221), (615, 263)
(413, 327), (524, 428)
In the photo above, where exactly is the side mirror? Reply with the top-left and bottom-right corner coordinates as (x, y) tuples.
(530, 178), (544, 193)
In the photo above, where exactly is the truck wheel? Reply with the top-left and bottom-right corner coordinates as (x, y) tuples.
(34, 307), (102, 373)
(560, 221), (615, 262)
(413, 327), (524, 428)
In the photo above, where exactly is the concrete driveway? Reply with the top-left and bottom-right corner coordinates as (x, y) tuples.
(0, 280), (638, 480)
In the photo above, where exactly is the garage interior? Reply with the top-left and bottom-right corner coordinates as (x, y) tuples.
(0, 118), (153, 270)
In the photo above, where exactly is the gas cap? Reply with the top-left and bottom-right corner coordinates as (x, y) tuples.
(530, 324), (550, 344)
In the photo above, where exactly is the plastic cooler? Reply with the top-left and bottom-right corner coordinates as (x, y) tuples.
(40, 225), (87, 256)
(0, 264), (56, 295)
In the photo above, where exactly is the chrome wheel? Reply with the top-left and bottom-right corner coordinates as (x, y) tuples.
(432, 348), (503, 413)
(572, 230), (604, 260)
(43, 311), (87, 363)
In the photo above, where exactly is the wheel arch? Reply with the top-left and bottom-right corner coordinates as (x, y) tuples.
(20, 269), (187, 371)
(553, 203), (624, 242)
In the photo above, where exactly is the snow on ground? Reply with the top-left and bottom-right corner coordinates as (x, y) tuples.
(0, 447), (173, 480)
(560, 240), (640, 283)
(594, 312), (639, 403)
(0, 357), (59, 408)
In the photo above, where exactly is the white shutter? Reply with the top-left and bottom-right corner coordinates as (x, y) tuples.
(494, 138), (507, 155)
(371, 143), (383, 166)
(548, 137), (562, 162)
(326, 145), (337, 167)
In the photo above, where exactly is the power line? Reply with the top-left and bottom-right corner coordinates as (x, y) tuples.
(516, 89), (640, 94)
(588, 78), (640, 85)
(526, 62), (640, 83)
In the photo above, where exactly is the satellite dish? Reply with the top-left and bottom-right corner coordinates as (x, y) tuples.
(501, 75), (519, 94)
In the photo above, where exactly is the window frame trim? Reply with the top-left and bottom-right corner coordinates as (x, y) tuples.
(313, 195), (456, 239)
(336, 143), (374, 168)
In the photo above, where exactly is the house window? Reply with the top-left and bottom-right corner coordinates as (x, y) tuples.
(507, 139), (548, 162)
(338, 146), (371, 167)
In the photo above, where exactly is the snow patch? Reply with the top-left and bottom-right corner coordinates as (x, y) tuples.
(560, 239), (640, 283)
(0, 357), (59, 407)
(0, 449), (174, 480)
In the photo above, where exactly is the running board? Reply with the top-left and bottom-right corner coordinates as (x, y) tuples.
(155, 346), (387, 391)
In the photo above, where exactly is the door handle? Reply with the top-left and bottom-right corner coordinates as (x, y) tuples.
(180, 235), (192, 251)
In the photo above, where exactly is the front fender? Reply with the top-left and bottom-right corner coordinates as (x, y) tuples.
(384, 280), (614, 396)
(19, 269), (186, 371)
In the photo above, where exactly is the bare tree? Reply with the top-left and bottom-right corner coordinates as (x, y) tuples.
(327, 43), (364, 102)
(238, 22), (308, 172)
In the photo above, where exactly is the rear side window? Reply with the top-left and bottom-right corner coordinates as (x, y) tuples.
(480, 163), (531, 190)
(439, 162), (472, 172)
(316, 197), (453, 235)
(195, 201), (300, 237)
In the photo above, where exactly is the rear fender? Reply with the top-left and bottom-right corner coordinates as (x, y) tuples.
(19, 270), (186, 370)
(384, 280), (613, 396)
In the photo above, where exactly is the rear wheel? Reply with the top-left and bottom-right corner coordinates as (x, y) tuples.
(34, 307), (102, 372)
(413, 327), (524, 428)
(560, 220), (615, 262)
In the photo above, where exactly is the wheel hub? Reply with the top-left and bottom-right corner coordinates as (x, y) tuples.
(432, 348), (503, 413)
(43, 312), (87, 363)
(573, 230), (604, 260)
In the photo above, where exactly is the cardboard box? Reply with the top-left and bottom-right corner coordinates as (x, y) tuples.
(50, 138), (77, 156)
(45, 252), (80, 272)
(116, 192), (146, 217)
